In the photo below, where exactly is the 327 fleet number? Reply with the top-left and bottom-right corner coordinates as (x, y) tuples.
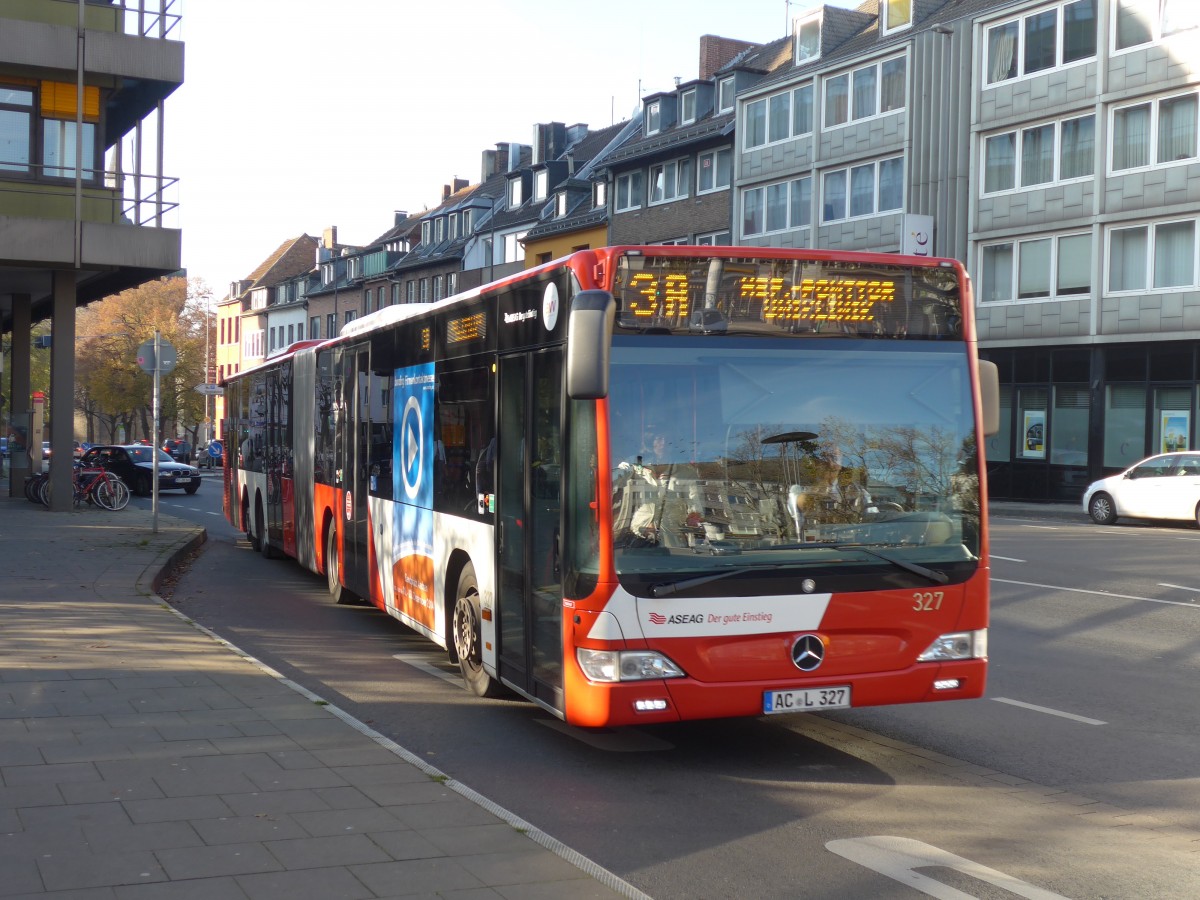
(913, 591), (944, 611)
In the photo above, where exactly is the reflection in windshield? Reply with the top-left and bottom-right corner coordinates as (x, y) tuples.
(608, 338), (981, 577)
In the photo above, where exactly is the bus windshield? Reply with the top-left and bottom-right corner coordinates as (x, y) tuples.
(607, 337), (981, 582)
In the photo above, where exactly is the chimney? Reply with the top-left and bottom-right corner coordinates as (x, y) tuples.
(394, 210), (407, 226)
(453, 177), (469, 193)
(698, 34), (758, 80)
(322, 226), (338, 250)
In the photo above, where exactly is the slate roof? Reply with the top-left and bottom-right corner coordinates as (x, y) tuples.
(243, 235), (318, 290)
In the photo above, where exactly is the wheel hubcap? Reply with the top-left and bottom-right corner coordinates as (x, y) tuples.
(454, 596), (479, 665)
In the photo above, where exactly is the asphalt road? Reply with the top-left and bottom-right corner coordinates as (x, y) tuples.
(159, 488), (1200, 899)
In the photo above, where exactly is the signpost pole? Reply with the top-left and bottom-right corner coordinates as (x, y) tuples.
(152, 329), (161, 533)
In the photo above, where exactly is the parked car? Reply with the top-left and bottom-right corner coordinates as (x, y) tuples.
(1083, 451), (1200, 526)
(162, 438), (193, 463)
(79, 444), (201, 496)
(197, 439), (224, 469)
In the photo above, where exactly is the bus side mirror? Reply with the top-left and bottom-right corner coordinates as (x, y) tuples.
(979, 359), (1000, 437)
(566, 290), (615, 400)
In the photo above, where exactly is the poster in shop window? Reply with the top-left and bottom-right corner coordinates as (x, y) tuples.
(1160, 411), (1190, 454)
(1022, 411), (1045, 459)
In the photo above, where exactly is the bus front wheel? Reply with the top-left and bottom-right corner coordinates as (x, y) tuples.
(453, 564), (503, 698)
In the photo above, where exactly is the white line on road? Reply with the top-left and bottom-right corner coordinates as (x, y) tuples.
(990, 554), (1026, 562)
(992, 697), (1106, 725)
(1157, 583), (1200, 599)
(827, 836), (1071, 899)
(1018, 524), (1060, 530)
(994, 577), (1200, 609)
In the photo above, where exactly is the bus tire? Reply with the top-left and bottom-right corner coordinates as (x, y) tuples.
(244, 496), (261, 552)
(452, 564), (504, 698)
(325, 525), (358, 604)
(257, 503), (278, 559)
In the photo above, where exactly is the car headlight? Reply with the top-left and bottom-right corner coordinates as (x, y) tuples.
(576, 648), (686, 682)
(917, 629), (987, 662)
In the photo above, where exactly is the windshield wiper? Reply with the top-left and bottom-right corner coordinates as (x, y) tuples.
(650, 543), (948, 597)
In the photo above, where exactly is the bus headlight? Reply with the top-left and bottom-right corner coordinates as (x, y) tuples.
(917, 629), (987, 662)
(576, 648), (686, 682)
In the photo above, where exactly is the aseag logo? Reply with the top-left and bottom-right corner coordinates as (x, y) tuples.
(647, 611), (704, 625)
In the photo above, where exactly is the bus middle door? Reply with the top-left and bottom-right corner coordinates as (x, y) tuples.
(496, 350), (564, 712)
(340, 343), (372, 600)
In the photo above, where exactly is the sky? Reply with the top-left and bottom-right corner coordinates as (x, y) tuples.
(171, 0), (859, 299)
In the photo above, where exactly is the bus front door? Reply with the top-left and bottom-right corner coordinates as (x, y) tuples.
(340, 344), (372, 600)
(497, 350), (564, 711)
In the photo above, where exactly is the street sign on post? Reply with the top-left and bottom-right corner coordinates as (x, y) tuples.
(194, 383), (223, 396)
(136, 339), (177, 375)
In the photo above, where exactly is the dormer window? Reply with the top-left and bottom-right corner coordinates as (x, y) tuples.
(882, 0), (912, 34)
(556, 192), (569, 217)
(321, 263), (334, 285)
(718, 77), (735, 113)
(534, 169), (549, 201)
(508, 176), (524, 208)
(435, 217), (445, 242)
(421, 221), (431, 245)
(646, 100), (662, 135)
(795, 13), (822, 64)
(449, 214), (459, 240)
(681, 89), (697, 124)
(594, 180), (608, 209)
(463, 209), (474, 233)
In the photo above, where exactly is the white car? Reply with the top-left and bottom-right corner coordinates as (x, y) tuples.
(1083, 452), (1200, 525)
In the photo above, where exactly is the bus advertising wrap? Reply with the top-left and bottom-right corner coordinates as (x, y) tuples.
(393, 363), (436, 627)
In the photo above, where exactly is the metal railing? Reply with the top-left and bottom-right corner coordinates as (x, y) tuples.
(43, 0), (183, 40)
(0, 162), (179, 228)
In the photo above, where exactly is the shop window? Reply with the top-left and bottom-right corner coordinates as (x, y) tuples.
(1105, 384), (1145, 467)
(1051, 386), (1089, 464)
(987, 385), (1013, 463)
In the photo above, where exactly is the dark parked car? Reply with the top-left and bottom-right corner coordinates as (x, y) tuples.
(162, 438), (193, 463)
(79, 444), (201, 496)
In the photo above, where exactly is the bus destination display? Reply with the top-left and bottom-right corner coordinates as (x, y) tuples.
(612, 254), (962, 338)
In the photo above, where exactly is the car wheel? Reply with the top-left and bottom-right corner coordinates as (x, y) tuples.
(1089, 492), (1118, 525)
(184, 482), (199, 495)
(452, 564), (505, 698)
(135, 473), (153, 497)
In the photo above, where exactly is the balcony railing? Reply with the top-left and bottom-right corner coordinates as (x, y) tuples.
(38, 0), (182, 39)
(0, 161), (179, 228)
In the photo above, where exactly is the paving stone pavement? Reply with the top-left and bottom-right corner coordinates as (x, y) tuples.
(0, 496), (644, 900)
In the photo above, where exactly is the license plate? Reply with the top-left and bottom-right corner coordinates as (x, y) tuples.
(763, 685), (851, 714)
(175, 476), (191, 483)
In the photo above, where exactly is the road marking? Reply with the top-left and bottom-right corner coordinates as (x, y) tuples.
(990, 554), (1025, 562)
(994, 577), (1200, 609)
(992, 697), (1106, 725)
(1159, 583), (1200, 599)
(1018, 524), (1059, 530)
(827, 836), (1070, 899)
(392, 652), (462, 686)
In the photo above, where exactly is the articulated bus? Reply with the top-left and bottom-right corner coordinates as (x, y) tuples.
(222, 246), (999, 727)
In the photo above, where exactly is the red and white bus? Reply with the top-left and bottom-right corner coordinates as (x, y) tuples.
(222, 246), (998, 727)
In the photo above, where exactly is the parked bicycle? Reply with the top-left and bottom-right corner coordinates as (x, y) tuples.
(26, 464), (130, 510)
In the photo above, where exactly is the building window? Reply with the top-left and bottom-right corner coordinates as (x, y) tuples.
(697, 147), (732, 193)
(883, 0), (912, 33)
(983, 114), (1095, 193)
(742, 176), (812, 236)
(745, 84), (813, 150)
(287, 324), (295, 345)
(795, 13), (822, 63)
(681, 89), (697, 124)
(718, 77), (735, 113)
(1112, 92), (1198, 171)
(1114, 0), (1200, 51)
(646, 100), (662, 135)
(615, 171), (643, 211)
(981, 232), (1092, 302)
(447, 272), (457, 295)
(821, 157), (902, 222)
(503, 231), (526, 263)
(696, 230), (733, 245)
(435, 217), (445, 242)
(824, 57), (905, 129)
(406, 281), (415, 303)
(310, 316), (320, 339)
(420, 278), (429, 301)
(534, 169), (548, 201)
(555, 192), (569, 216)
(649, 158), (691, 204)
(0, 86), (33, 173)
(1109, 219), (1198, 291)
(986, 0), (1097, 85)
(345, 310), (356, 325)
(326, 314), (335, 337)
(391, 283), (400, 305)
(433, 275), (443, 300)
(508, 177), (523, 208)
(594, 180), (607, 208)
(42, 119), (96, 180)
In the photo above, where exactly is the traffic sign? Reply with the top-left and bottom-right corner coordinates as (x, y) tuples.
(136, 339), (177, 374)
(194, 383), (223, 396)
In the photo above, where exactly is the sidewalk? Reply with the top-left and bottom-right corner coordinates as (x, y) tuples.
(0, 497), (643, 900)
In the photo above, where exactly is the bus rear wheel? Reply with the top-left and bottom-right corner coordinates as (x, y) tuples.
(325, 525), (358, 604)
(452, 564), (504, 698)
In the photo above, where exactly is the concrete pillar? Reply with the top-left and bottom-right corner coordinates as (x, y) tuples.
(48, 272), (76, 511)
(8, 294), (31, 498)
